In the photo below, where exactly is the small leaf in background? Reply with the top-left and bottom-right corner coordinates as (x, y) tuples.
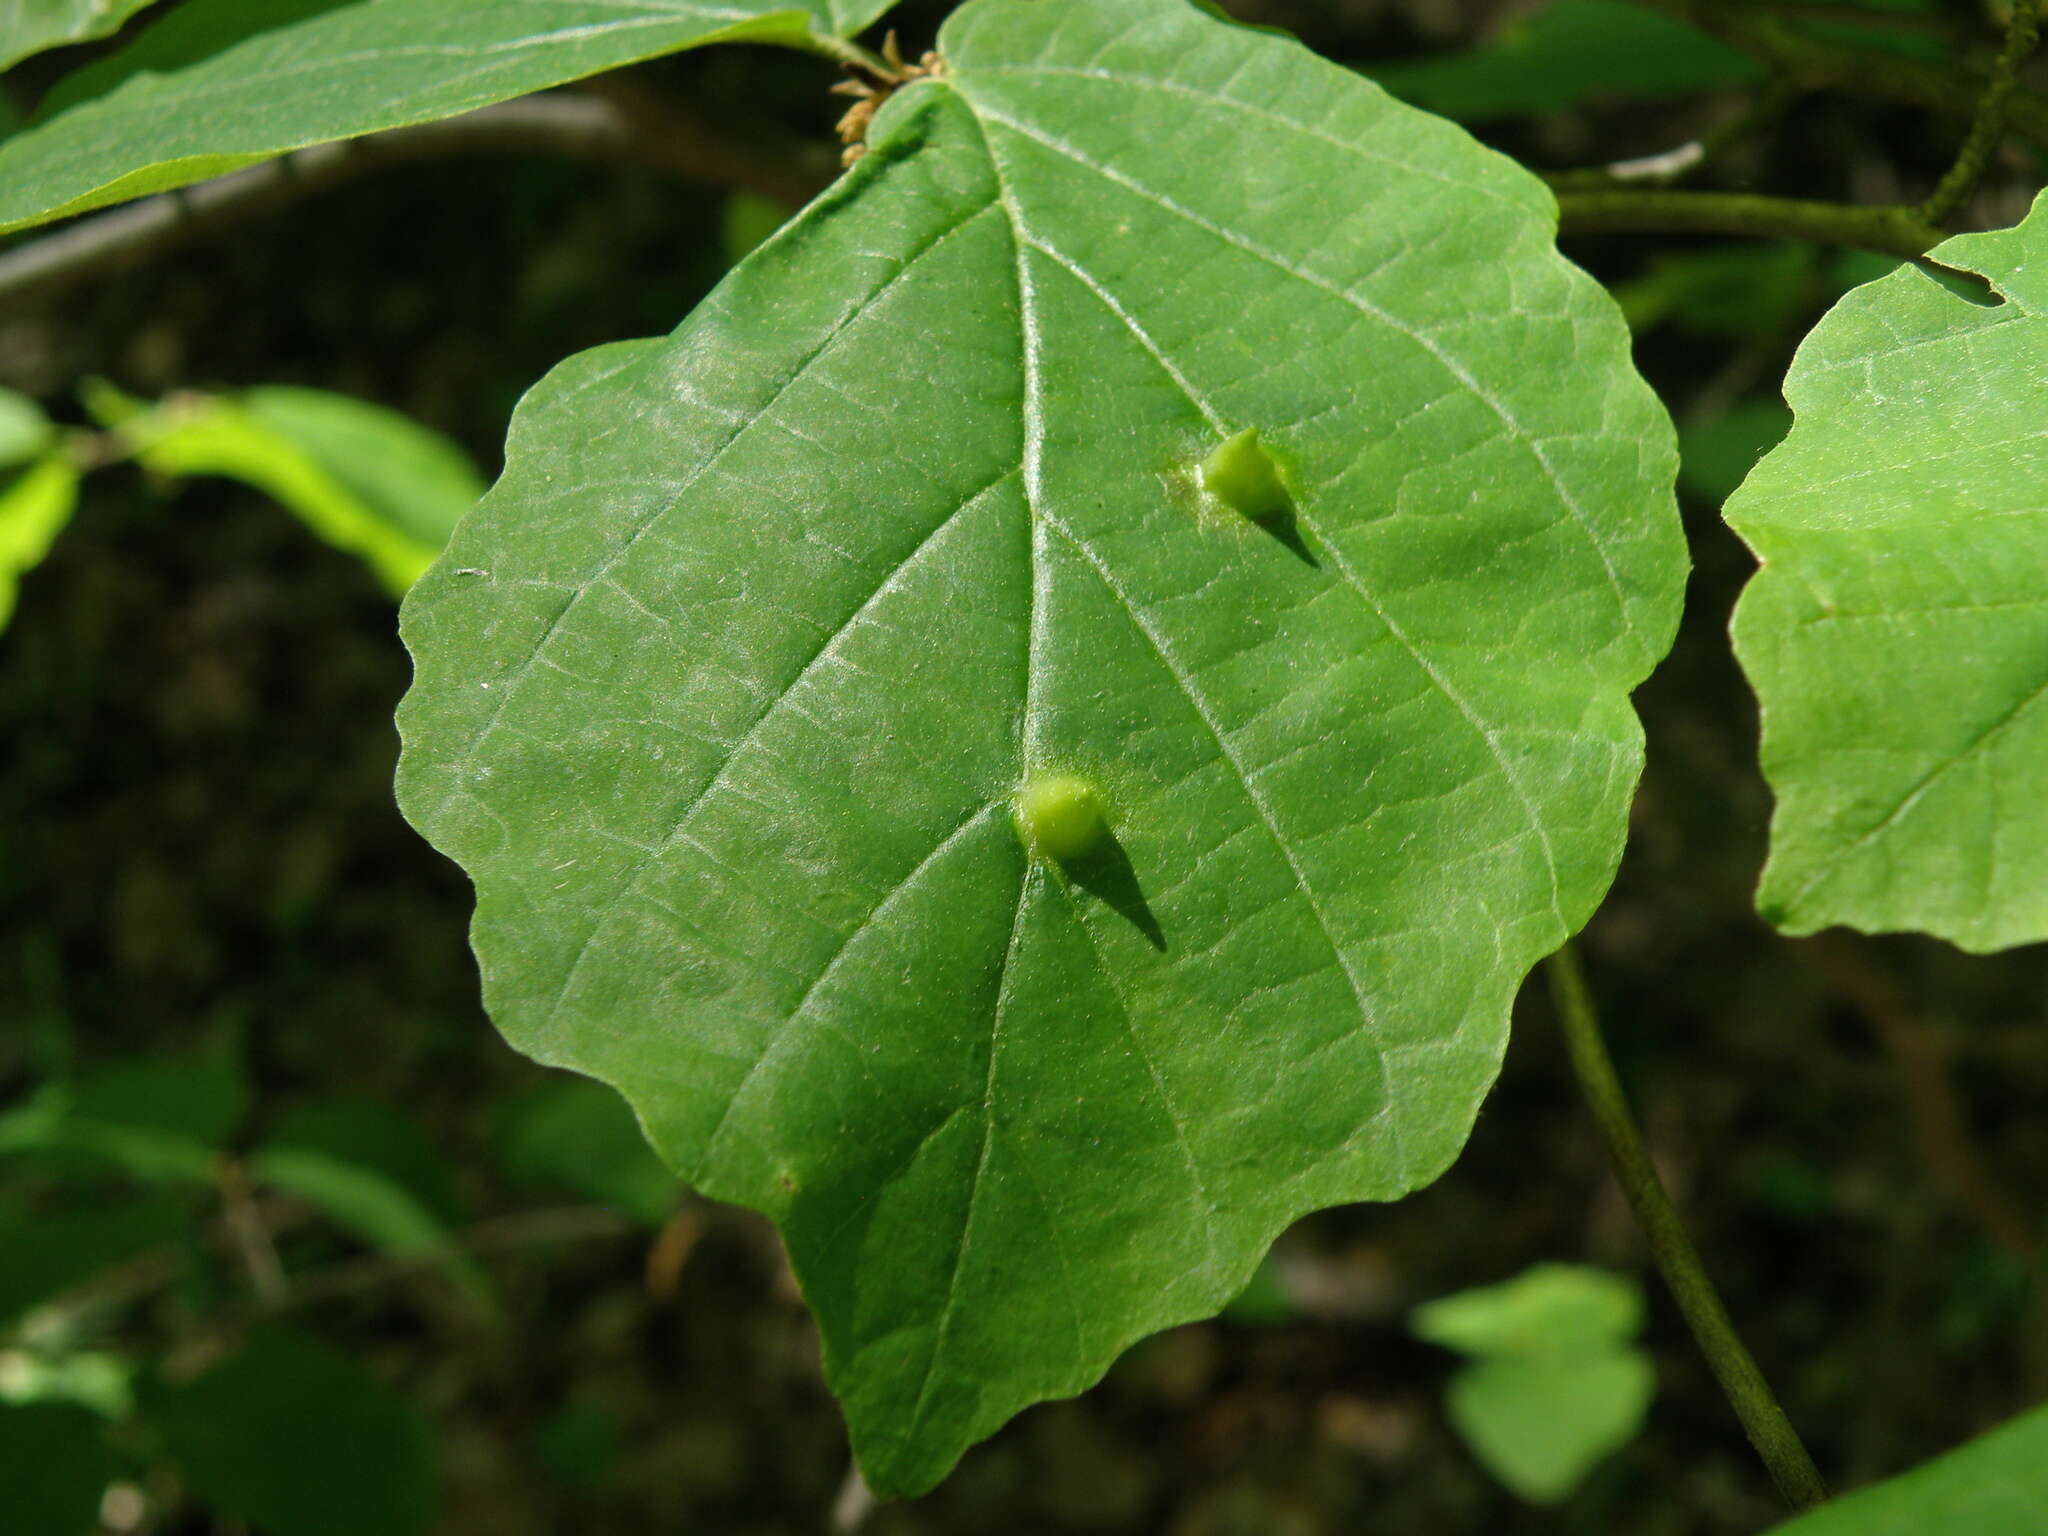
(0, 1347), (136, 1418)
(0, 1402), (118, 1536)
(241, 386), (485, 555)
(0, 388), (54, 468)
(722, 191), (795, 268)
(117, 391), (459, 596)
(0, 454), (79, 633)
(1611, 244), (1817, 340)
(534, 1402), (623, 1494)
(1728, 189), (2048, 950)
(1413, 1264), (1653, 1503)
(0, 0), (166, 74)
(1678, 399), (1792, 506)
(1766, 1402), (2048, 1534)
(1362, 0), (1759, 122)
(248, 1144), (489, 1304)
(0, 1195), (189, 1325)
(1445, 1351), (1655, 1504)
(267, 1095), (466, 1223)
(0, 1053), (248, 1184)
(492, 1077), (679, 1228)
(149, 1326), (436, 1536)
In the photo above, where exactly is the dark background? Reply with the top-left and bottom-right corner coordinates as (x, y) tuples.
(2, 1), (2044, 1531)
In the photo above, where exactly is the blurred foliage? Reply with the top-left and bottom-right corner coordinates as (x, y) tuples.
(0, 0), (2044, 1530)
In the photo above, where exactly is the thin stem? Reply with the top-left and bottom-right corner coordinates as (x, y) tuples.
(1545, 943), (1829, 1512)
(1555, 188), (1945, 256)
(1922, 0), (2043, 224)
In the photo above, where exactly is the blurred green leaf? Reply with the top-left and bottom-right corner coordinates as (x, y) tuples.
(492, 1077), (678, 1228)
(0, 1054), (248, 1184)
(0, 389), (53, 468)
(1678, 399), (1792, 506)
(1445, 1351), (1655, 1504)
(1412, 1263), (1643, 1361)
(0, 0), (165, 73)
(0, 1348), (136, 1418)
(1612, 244), (1816, 339)
(249, 1145), (489, 1303)
(1364, 0), (1759, 122)
(121, 393), (449, 596)
(267, 1096), (465, 1223)
(241, 386), (485, 554)
(0, 1196), (187, 1325)
(0, 454), (79, 633)
(150, 1326), (436, 1536)
(0, 1402), (117, 1536)
(1767, 1402), (2048, 1534)
(722, 191), (795, 267)
(535, 1403), (622, 1493)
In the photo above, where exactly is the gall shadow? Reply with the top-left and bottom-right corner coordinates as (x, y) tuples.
(1064, 833), (1167, 952)
(1253, 502), (1319, 569)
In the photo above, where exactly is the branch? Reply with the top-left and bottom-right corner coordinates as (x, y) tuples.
(0, 91), (831, 312)
(1546, 943), (1829, 1513)
(1556, 188), (1946, 255)
(1922, 0), (2044, 224)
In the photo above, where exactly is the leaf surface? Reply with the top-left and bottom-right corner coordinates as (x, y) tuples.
(1728, 191), (2048, 950)
(1766, 1404), (2048, 1535)
(0, 0), (896, 236)
(397, 0), (1684, 1493)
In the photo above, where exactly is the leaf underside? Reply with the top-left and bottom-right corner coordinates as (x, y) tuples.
(1728, 190), (2048, 952)
(397, 0), (1683, 1494)
(0, 0), (895, 236)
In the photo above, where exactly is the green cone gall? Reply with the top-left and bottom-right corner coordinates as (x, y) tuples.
(1012, 774), (1107, 860)
(1198, 427), (1290, 520)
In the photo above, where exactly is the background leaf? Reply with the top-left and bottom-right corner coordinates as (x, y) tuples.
(398, 0), (1684, 1494)
(1444, 1350), (1655, 1503)
(1727, 190), (2048, 950)
(490, 1076), (678, 1228)
(0, 1401), (117, 1536)
(0, 0), (893, 236)
(1411, 1262), (1643, 1360)
(0, 454), (78, 633)
(0, 0), (164, 73)
(1362, 0), (1759, 122)
(149, 1325), (437, 1536)
(0, 388), (53, 469)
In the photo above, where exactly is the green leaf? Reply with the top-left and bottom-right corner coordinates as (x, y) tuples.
(0, 1195), (188, 1324)
(267, 1096), (466, 1222)
(0, 1053), (247, 1183)
(0, 1402), (117, 1536)
(1363, 0), (1759, 123)
(1767, 1403), (2048, 1535)
(121, 392), (447, 596)
(248, 1145), (490, 1303)
(1727, 190), (2048, 951)
(150, 1326), (436, 1536)
(0, 388), (54, 469)
(1444, 1350), (1655, 1503)
(397, 0), (1684, 1494)
(0, 454), (79, 634)
(0, 0), (164, 73)
(242, 387), (485, 555)
(1411, 1263), (1643, 1361)
(1679, 398), (1790, 506)
(492, 1076), (679, 1227)
(0, 0), (896, 237)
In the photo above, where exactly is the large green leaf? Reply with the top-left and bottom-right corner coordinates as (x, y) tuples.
(0, 0), (164, 73)
(1766, 1403), (2048, 1535)
(0, 0), (898, 237)
(397, 0), (1684, 1494)
(1728, 191), (2048, 951)
(0, 1403), (117, 1536)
